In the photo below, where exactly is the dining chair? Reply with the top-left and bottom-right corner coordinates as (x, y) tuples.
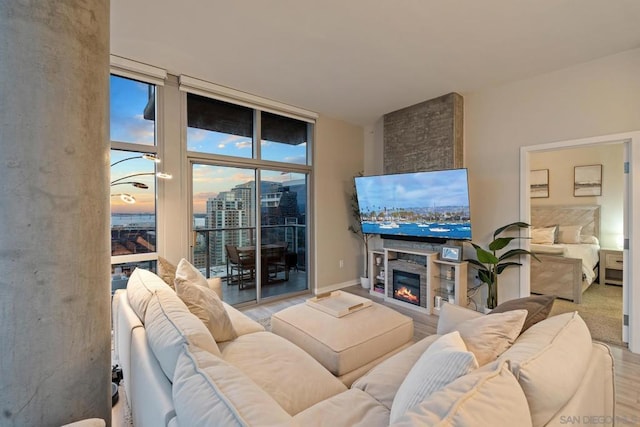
(225, 244), (255, 289)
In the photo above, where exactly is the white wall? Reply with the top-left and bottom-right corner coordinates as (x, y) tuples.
(314, 115), (365, 292)
(463, 48), (640, 303)
(530, 144), (624, 249)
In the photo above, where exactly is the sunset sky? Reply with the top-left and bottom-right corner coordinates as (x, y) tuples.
(110, 75), (308, 215)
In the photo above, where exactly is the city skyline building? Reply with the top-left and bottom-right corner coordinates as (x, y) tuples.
(192, 178), (304, 277)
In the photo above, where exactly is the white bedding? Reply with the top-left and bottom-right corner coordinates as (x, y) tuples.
(531, 243), (600, 284)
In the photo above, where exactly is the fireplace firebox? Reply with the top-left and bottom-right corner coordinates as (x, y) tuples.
(392, 270), (421, 306)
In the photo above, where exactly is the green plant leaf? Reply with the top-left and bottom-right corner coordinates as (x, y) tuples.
(493, 221), (531, 239)
(488, 237), (516, 251)
(477, 269), (492, 284)
(472, 244), (499, 264)
(496, 262), (522, 274)
(466, 258), (489, 272)
(498, 248), (540, 262)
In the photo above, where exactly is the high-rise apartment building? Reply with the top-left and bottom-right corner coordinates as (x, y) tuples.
(206, 185), (253, 267)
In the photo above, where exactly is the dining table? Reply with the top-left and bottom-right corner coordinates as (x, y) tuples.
(236, 243), (288, 285)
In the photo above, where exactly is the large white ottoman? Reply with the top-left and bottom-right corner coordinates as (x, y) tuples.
(271, 301), (414, 386)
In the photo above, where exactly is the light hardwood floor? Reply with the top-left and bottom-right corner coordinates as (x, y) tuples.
(241, 285), (640, 424)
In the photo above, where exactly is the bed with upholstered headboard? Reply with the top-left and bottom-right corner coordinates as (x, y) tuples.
(529, 205), (601, 304)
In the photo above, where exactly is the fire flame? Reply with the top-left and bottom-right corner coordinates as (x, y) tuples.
(394, 286), (419, 303)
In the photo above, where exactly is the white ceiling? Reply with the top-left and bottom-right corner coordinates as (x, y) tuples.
(111, 0), (640, 126)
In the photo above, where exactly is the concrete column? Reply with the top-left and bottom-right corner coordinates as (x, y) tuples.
(0, 2), (111, 426)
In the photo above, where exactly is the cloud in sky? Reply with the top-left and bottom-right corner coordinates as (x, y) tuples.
(193, 191), (220, 213)
(188, 128), (208, 142)
(111, 114), (155, 144)
(111, 191), (155, 214)
(187, 130), (252, 154)
(283, 155), (306, 164)
(191, 165), (256, 212)
(235, 140), (252, 149)
(355, 169), (470, 211)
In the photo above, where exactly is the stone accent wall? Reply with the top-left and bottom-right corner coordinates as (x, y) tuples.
(387, 258), (428, 309)
(383, 92), (463, 174)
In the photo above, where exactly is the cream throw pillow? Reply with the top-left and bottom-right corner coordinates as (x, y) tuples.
(175, 258), (223, 298)
(175, 258), (210, 288)
(531, 226), (556, 244)
(439, 309), (527, 366)
(126, 268), (173, 321)
(175, 259), (237, 342)
(206, 277), (223, 300)
(157, 256), (177, 288)
(173, 343), (292, 426)
(436, 303), (483, 335)
(391, 361), (532, 427)
(557, 225), (582, 244)
(390, 331), (478, 423)
(499, 311), (593, 427)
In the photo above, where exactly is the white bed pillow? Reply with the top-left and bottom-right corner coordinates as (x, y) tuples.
(580, 235), (600, 245)
(531, 226), (556, 244)
(557, 225), (582, 244)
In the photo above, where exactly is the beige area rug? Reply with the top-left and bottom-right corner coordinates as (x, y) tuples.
(549, 283), (624, 347)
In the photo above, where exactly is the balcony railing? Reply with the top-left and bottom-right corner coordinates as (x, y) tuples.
(192, 224), (306, 279)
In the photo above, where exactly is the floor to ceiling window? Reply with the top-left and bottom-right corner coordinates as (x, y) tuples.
(183, 79), (314, 305)
(109, 71), (168, 294)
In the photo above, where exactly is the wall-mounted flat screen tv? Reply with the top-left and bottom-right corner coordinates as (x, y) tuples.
(354, 168), (472, 241)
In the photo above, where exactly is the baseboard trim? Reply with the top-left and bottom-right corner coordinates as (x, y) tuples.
(315, 279), (360, 295)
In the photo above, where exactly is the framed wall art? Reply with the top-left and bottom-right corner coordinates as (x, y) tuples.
(440, 245), (462, 262)
(530, 169), (549, 198)
(574, 164), (602, 197)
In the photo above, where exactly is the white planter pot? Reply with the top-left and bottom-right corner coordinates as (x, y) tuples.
(360, 277), (371, 289)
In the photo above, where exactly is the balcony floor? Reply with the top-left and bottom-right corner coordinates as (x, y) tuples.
(221, 269), (309, 305)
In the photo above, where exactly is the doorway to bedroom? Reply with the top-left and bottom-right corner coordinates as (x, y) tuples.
(521, 134), (637, 351)
(528, 144), (624, 346)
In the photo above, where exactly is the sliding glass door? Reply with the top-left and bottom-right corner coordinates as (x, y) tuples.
(191, 164), (309, 304)
(192, 164), (257, 305)
(259, 170), (308, 299)
(186, 91), (312, 305)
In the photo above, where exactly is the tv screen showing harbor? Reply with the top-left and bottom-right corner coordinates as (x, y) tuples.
(354, 168), (472, 240)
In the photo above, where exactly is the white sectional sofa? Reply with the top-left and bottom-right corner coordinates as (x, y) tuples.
(113, 267), (615, 427)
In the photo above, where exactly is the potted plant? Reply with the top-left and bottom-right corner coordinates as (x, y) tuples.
(465, 221), (539, 311)
(349, 175), (374, 288)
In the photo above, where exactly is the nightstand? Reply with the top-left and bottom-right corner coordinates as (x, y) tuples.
(599, 249), (623, 286)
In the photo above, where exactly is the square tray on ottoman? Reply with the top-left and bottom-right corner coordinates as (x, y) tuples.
(305, 290), (372, 317)
(271, 299), (414, 386)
